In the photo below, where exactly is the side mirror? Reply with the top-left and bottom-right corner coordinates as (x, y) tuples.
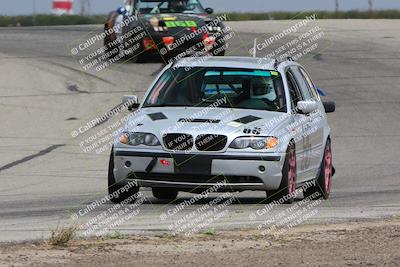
(122, 95), (140, 111)
(323, 101), (335, 113)
(297, 100), (318, 114)
(205, 7), (214, 14)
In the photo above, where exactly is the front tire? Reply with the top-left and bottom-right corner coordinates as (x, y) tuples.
(266, 142), (297, 204)
(304, 139), (332, 200)
(108, 148), (140, 204)
(152, 188), (178, 201)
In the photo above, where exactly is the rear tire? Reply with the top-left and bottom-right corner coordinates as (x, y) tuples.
(152, 188), (178, 200)
(304, 139), (332, 200)
(108, 148), (140, 204)
(266, 142), (297, 204)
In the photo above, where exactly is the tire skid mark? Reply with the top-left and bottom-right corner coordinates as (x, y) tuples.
(0, 90), (141, 98)
(0, 144), (65, 172)
(66, 82), (88, 94)
(47, 61), (116, 86)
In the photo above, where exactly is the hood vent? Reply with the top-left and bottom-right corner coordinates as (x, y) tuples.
(178, 118), (220, 123)
(234, 115), (261, 124)
(148, 112), (167, 121)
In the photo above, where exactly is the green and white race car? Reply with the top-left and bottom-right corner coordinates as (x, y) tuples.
(104, 0), (227, 62)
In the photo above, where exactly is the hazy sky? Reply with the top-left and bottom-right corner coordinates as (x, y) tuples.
(1, 0), (400, 15)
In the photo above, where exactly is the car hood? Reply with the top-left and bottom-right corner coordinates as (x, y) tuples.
(126, 107), (289, 137)
(140, 13), (210, 23)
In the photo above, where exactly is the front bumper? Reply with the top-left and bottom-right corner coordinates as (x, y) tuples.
(113, 150), (285, 191)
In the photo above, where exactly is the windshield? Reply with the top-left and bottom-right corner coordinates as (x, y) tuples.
(143, 67), (287, 112)
(137, 0), (205, 14)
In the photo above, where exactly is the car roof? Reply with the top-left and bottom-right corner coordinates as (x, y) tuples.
(173, 56), (278, 70)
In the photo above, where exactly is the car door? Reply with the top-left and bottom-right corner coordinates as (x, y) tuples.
(290, 66), (324, 178)
(285, 68), (309, 182)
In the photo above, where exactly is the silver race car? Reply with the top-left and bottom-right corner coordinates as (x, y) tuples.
(108, 57), (335, 203)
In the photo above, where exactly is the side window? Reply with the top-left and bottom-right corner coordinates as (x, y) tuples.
(286, 70), (303, 111)
(290, 66), (312, 100)
(299, 67), (320, 100)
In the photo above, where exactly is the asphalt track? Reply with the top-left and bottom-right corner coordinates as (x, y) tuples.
(0, 20), (399, 242)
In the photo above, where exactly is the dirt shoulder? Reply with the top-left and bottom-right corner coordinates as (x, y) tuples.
(1, 218), (400, 267)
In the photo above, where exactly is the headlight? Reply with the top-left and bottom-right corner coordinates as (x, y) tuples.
(229, 137), (250, 149)
(119, 132), (160, 146)
(229, 136), (279, 150)
(143, 133), (160, 146)
(129, 132), (146, 146)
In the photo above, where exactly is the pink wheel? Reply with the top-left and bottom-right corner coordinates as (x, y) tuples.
(324, 144), (332, 193)
(303, 139), (333, 200)
(288, 149), (297, 194)
(266, 144), (297, 204)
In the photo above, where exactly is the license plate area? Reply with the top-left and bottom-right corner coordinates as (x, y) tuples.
(173, 155), (212, 175)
